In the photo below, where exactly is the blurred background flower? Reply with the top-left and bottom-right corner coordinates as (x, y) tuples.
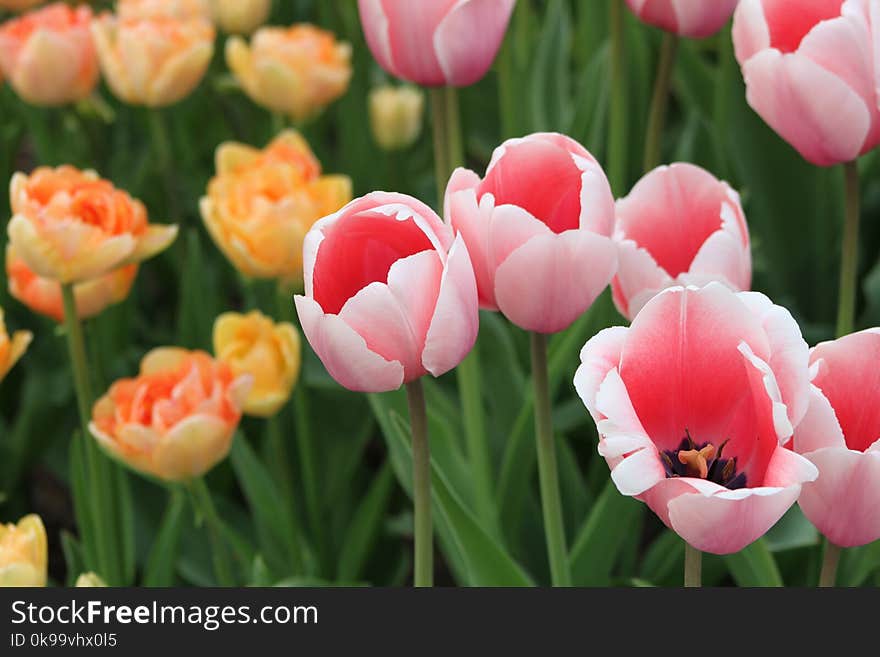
(117, 0), (211, 21)
(200, 130), (351, 285)
(0, 0), (45, 13)
(0, 2), (99, 106)
(0, 514), (46, 587)
(226, 23), (351, 122)
(368, 84), (424, 151)
(625, 0), (739, 38)
(0, 306), (31, 383)
(210, 0), (270, 35)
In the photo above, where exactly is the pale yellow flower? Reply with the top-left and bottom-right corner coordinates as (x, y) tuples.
(0, 307), (32, 384)
(0, 515), (47, 587)
(369, 85), (425, 151)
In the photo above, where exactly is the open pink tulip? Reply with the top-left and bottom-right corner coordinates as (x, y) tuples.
(357, 0), (515, 87)
(612, 163), (752, 321)
(575, 283), (817, 554)
(626, 0), (739, 38)
(732, 0), (880, 166)
(445, 132), (617, 334)
(791, 329), (880, 547)
(295, 192), (478, 393)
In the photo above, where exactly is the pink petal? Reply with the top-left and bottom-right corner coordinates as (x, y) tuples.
(742, 49), (870, 166)
(422, 234), (479, 376)
(763, 0), (846, 53)
(733, 0), (772, 64)
(494, 230), (617, 334)
(573, 326), (628, 422)
(798, 446), (880, 546)
(619, 284), (771, 453)
(295, 295), (404, 392)
(434, 0), (515, 86)
(611, 240), (673, 321)
(376, 0), (457, 85)
(594, 367), (651, 441)
(793, 383), (847, 453)
(358, 0), (396, 75)
(669, 0), (739, 38)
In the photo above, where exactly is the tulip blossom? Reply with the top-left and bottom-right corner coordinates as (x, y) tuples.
(210, 0), (270, 35)
(90, 348), (252, 482)
(0, 306), (31, 384)
(91, 13), (214, 107)
(445, 132), (617, 334)
(732, 0), (880, 166)
(575, 283), (818, 554)
(612, 163), (752, 321)
(6, 243), (137, 323)
(792, 329), (880, 547)
(295, 192), (478, 393)
(6, 166), (177, 284)
(358, 0), (515, 87)
(226, 24), (352, 122)
(213, 311), (301, 417)
(0, 3), (99, 106)
(369, 85), (425, 151)
(201, 131), (351, 284)
(75, 572), (107, 587)
(0, 514), (47, 587)
(116, 0), (211, 21)
(625, 0), (739, 38)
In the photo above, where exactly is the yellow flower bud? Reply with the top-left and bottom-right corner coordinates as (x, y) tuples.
(368, 85), (425, 151)
(213, 311), (301, 417)
(210, 0), (270, 35)
(0, 514), (47, 587)
(0, 306), (32, 384)
(75, 572), (107, 587)
(226, 24), (352, 122)
(200, 130), (351, 284)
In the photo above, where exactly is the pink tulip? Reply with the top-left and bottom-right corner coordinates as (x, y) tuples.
(575, 283), (817, 554)
(791, 329), (880, 547)
(612, 163), (752, 321)
(732, 0), (880, 166)
(295, 192), (478, 393)
(625, 0), (739, 38)
(445, 132), (617, 334)
(357, 0), (515, 87)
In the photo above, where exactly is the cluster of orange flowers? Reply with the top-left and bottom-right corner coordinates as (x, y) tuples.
(0, 0), (351, 119)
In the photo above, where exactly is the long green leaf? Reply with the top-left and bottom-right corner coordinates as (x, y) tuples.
(723, 539), (784, 587)
(142, 488), (187, 586)
(337, 462), (395, 582)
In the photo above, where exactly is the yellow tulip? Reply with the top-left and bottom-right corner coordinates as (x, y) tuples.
(6, 166), (177, 284)
(0, 514), (47, 587)
(200, 130), (351, 284)
(226, 24), (352, 122)
(213, 311), (301, 418)
(75, 572), (107, 587)
(368, 85), (425, 151)
(90, 348), (252, 482)
(210, 0), (270, 35)
(0, 306), (32, 384)
(91, 13), (214, 107)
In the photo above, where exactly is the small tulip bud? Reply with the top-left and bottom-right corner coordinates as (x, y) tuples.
(368, 85), (425, 152)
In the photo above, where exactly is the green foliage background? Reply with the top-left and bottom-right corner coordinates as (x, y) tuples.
(1, 0), (879, 586)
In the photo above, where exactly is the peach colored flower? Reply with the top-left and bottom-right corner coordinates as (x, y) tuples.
(117, 0), (211, 21)
(6, 166), (177, 284)
(0, 3), (99, 106)
(200, 130), (351, 284)
(90, 348), (252, 482)
(0, 514), (46, 587)
(91, 13), (214, 107)
(0, 306), (31, 384)
(213, 311), (301, 417)
(226, 24), (352, 122)
(210, 0), (270, 35)
(6, 243), (137, 323)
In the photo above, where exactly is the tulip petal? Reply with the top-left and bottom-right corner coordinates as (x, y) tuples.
(127, 224), (179, 265)
(611, 239), (672, 320)
(446, 185), (497, 308)
(792, 384), (847, 453)
(434, 0), (515, 86)
(295, 294), (404, 392)
(742, 49), (870, 165)
(494, 230), (617, 334)
(155, 414), (235, 481)
(357, 0), (396, 78)
(573, 326), (628, 422)
(422, 234), (478, 377)
(798, 447), (880, 546)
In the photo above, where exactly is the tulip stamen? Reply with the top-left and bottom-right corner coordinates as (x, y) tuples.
(660, 431), (747, 490)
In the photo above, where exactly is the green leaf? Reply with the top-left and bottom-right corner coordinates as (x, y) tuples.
(723, 539), (784, 587)
(68, 433), (98, 571)
(142, 488), (187, 587)
(337, 462), (395, 582)
(60, 531), (86, 587)
(569, 479), (643, 585)
(840, 540), (880, 586)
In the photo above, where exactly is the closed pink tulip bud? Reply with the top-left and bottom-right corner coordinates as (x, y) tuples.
(792, 329), (880, 547)
(612, 163), (752, 321)
(575, 283), (817, 554)
(626, 0), (739, 38)
(295, 192), (478, 393)
(445, 132), (617, 334)
(0, 3), (99, 106)
(732, 0), (880, 166)
(357, 0), (515, 87)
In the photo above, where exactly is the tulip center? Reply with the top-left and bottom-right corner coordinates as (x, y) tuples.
(660, 430), (746, 489)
